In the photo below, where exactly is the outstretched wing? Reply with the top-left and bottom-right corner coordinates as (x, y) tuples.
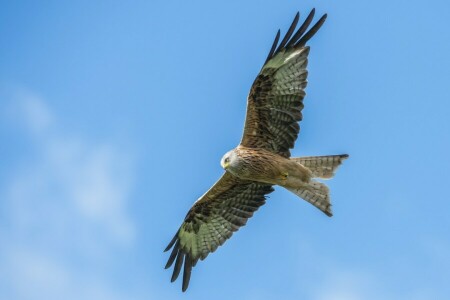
(240, 9), (327, 157)
(164, 172), (274, 291)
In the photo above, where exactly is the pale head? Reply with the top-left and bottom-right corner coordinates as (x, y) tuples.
(220, 149), (238, 170)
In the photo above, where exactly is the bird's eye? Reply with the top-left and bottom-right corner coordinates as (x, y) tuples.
(225, 158), (230, 163)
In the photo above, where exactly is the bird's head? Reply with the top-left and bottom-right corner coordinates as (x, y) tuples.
(220, 149), (237, 170)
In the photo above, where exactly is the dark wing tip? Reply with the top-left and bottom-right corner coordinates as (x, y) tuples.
(264, 9), (327, 65)
(286, 9), (316, 48)
(264, 29), (281, 64)
(182, 255), (193, 292)
(295, 13), (327, 47)
(165, 240), (180, 269)
(167, 248), (194, 291)
(164, 230), (179, 252)
(164, 230), (194, 291)
(171, 249), (184, 282)
(274, 12), (300, 54)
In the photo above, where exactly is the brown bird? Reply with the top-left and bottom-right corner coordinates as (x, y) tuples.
(164, 9), (348, 292)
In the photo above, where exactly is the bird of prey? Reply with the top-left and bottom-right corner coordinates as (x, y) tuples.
(164, 9), (348, 292)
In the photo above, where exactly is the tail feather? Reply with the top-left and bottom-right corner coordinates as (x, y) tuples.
(291, 154), (348, 179)
(286, 180), (332, 216)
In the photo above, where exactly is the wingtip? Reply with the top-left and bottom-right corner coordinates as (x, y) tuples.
(170, 251), (184, 282)
(182, 255), (192, 292)
(165, 241), (179, 269)
(164, 230), (179, 252)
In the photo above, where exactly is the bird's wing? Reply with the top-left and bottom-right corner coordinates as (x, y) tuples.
(164, 172), (274, 291)
(240, 9), (327, 157)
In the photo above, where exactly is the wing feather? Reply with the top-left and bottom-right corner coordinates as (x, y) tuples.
(264, 30), (280, 64)
(241, 10), (326, 157)
(296, 13), (328, 47)
(164, 172), (274, 291)
(275, 12), (300, 53)
(287, 9), (316, 48)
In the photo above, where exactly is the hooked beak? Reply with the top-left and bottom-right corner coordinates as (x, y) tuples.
(221, 160), (229, 170)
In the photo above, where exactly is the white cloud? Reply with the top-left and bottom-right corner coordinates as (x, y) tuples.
(15, 90), (54, 135)
(0, 91), (142, 300)
(291, 240), (444, 300)
(307, 263), (440, 300)
(310, 269), (445, 300)
(310, 269), (376, 300)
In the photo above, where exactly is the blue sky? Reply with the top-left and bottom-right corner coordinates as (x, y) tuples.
(1, 1), (450, 299)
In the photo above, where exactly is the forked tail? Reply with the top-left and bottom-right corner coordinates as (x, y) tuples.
(286, 180), (332, 216)
(291, 154), (348, 179)
(286, 154), (348, 216)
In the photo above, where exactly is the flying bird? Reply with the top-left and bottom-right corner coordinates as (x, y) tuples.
(164, 9), (348, 292)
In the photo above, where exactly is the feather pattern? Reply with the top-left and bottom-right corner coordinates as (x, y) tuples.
(241, 10), (327, 158)
(164, 172), (274, 291)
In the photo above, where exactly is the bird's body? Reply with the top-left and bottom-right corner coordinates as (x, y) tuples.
(164, 9), (349, 292)
(223, 146), (312, 186)
(221, 146), (348, 217)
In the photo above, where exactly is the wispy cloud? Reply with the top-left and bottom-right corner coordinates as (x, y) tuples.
(308, 267), (387, 300)
(0, 90), (143, 300)
(308, 266), (440, 300)
(16, 91), (54, 135)
(303, 252), (442, 300)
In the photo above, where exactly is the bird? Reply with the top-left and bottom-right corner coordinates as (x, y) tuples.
(164, 9), (348, 292)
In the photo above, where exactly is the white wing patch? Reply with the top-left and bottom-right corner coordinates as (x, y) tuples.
(284, 49), (304, 63)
